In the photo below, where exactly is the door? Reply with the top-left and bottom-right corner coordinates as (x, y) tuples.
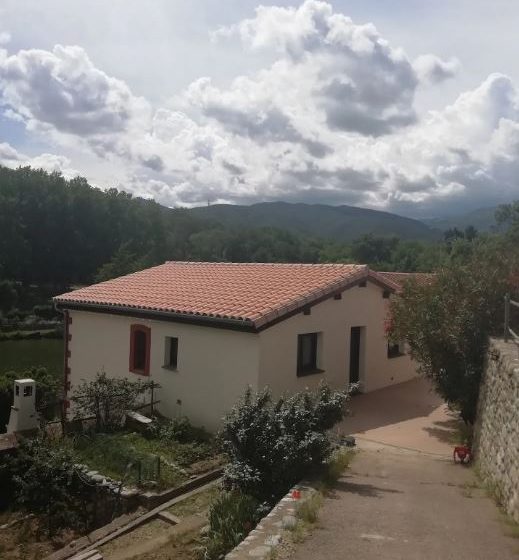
(349, 326), (362, 386)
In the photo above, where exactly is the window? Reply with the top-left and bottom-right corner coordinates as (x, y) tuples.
(130, 324), (151, 375)
(297, 333), (322, 376)
(164, 337), (179, 369)
(387, 341), (405, 359)
(23, 385), (33, 397)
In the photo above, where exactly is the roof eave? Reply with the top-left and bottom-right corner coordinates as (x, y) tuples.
(54, 300), (258, 333)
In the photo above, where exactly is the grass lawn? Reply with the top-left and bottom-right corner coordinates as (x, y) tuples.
(69, 431), (223, 490)
(0, 338), (63, 374)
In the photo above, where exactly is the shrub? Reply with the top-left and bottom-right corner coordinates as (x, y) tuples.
(71, 372), (158, 432)
(203, 491), (265, 560)
(5, 438), (92, 535)
(220, 383), (347, 504)
(148, 415), (210, 444)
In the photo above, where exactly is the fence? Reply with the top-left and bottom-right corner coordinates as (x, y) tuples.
(503, 293), (519, 344)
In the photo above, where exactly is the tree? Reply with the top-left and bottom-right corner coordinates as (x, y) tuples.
(71, 372), (157, 431)
(388, 241), (518, 424)
(220, 383), (347, 503)
(0, 279), (18, 314)
(350, 234), (399, 269)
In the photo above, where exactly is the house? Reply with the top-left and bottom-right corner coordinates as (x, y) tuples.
(54, 262), (420, 430)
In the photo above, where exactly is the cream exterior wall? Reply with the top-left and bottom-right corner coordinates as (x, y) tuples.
(258, 280), (417, 397)
(67, 310), (259, 431)
(67, 281), (417, 431)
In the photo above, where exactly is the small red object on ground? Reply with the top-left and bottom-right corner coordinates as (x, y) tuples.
(292, 489), (301, 500)
(453, 445), (472, 464)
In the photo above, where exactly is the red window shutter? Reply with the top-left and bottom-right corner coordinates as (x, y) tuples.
(129, 324), (151, 376)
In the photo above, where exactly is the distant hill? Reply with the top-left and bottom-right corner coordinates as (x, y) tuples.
(422, 207), (500, 233)
(188, 202), (438, 242)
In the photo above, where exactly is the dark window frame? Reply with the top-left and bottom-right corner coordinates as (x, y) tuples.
(387, 341), (405, 359)
(129, 324), (151, 376)
(297, 332), (323, 376)
(164, 336), (179, 370)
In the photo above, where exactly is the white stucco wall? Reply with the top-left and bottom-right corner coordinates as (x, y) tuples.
(258, 280), (417, 397)
(66, 281), (417, 431)
(67, 311), (260, 431)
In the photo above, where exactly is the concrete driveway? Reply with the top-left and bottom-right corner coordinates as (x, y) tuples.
(284, 378), (519, 559)
(341, 377), (458, 455)
(288, 444), (519, 560)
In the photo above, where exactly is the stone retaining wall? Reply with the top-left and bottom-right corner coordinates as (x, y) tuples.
(225, 484), (317, 560)
(474, 338), (519, 522)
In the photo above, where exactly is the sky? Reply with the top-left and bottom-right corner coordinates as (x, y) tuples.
(0, 0), (519, 218)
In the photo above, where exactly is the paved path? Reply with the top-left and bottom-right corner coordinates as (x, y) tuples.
(289, 442), (519, 559)
(342, 378), (456, 455)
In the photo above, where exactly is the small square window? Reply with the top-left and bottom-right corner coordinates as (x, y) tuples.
(297, 333), (322, 376)
(382, 290), (391, 299)
(358, 280), (367, 288)
(388, 341), (405, 359)
(164, 337), (179, 369)
(23, 385), (33, 397)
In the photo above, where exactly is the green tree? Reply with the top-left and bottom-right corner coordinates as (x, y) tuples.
(388, 241), (518, 423)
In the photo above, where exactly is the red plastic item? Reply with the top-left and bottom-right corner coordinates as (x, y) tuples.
(291, 489), (301, 500)
(453, 445), (472, 464)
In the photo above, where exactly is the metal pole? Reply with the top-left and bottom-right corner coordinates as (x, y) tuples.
(504, 293), (510, 342)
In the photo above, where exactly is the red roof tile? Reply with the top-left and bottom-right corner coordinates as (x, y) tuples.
(55, 262), (401, 329)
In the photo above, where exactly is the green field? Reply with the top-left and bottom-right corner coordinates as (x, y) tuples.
(0, 339), (63, 374)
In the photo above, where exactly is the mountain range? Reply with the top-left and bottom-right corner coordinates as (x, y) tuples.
(187, 202), (501, 242)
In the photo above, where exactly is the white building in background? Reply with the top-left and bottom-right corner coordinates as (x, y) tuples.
(54, 262), (425, 431)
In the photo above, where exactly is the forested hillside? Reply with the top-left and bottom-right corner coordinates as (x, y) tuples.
(0, 166), (501, 295)
(188, 201), (438, 241)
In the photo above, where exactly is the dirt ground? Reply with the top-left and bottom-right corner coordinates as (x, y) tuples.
(0, 512), (77, 560)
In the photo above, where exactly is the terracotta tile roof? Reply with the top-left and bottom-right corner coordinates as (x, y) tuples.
(55, 262), (399, 329)
(378, 271), (436, 290)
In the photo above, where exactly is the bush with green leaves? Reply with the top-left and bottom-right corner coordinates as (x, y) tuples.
(147, 415), (210, 444)
(3, 437), (92, 535)
(220, 383), (347, 504)
(71, 372), (158, 432)
(203, 491), (265, 560)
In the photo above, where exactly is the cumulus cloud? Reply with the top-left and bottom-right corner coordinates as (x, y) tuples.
(413, 54), (460, 84)
(0, 0), (518, 216)
(0, 44), (150, 137)
(209, 0), (418, 137)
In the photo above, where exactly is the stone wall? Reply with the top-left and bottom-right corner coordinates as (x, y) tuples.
(474, 338), (519, 522)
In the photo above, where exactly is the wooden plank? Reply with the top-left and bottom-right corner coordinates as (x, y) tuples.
(157, 510), (181, 525)
(72, 478), (221, 555)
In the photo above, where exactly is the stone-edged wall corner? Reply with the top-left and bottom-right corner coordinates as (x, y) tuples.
(225, 484), (318, 560)
(474, 338), (519, 522)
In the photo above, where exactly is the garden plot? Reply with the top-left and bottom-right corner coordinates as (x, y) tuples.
(67, 424), (225, 492)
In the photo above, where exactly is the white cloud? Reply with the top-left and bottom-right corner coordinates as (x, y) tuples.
(0, 44), (150, 137)
(413, 54), (460, 85)
(0, 0), (518, 216)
